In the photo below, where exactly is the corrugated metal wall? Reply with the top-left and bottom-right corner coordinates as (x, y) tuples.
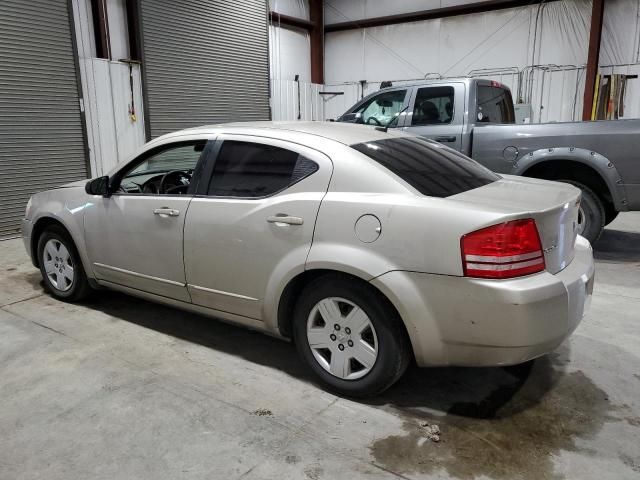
(0, 0), (88, 239)
(139, 0), (271, 138)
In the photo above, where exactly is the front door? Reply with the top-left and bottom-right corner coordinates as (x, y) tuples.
(184, 135), (332, 319)
(84, 139), (210, 302)
(404, 83), (465, 152)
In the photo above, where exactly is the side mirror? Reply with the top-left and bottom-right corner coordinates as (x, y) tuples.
(85, 176), (110, 196)
(337, 112), (360, 123)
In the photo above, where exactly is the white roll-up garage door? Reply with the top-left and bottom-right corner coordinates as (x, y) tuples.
(0, 0), (88, 239)
(139, 0), (271, 138)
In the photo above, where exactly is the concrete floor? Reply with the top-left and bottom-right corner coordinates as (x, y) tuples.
(1, 215), (639, 480)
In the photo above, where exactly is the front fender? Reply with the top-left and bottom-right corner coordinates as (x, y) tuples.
(513, 147), (628, 210)
(28, 189), (94, 279)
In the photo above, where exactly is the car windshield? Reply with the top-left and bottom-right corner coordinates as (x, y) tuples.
(351, 136), (499, 197)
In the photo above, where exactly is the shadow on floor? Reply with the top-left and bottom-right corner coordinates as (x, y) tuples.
(594, 228), (640, 263)
(85, 288), (560, 420)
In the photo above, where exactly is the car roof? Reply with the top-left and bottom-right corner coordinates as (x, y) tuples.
(157, 121), (409, 146)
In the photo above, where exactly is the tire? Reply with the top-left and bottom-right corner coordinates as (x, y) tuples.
(292, 274), (411, 397)
(37, 225), (92, 302)
(604, 207), (619, 227)
(557, 180), (605, 244)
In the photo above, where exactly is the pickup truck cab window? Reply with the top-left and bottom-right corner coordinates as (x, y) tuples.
(476, 85), (515, 124)
(207, 140), (318, 198)
(411, 86), (455, 126)
(352, 89), (408, 126)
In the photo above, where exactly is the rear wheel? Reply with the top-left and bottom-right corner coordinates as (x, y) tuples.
(558, 180), (605, 244)
(37, 225), (91, 301)
(293, 275), (411, 397)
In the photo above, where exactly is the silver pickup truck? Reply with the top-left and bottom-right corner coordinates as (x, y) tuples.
(337, 78), (640, 243)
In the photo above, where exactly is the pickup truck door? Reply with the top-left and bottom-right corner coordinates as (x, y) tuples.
(403, 83), (465, 152)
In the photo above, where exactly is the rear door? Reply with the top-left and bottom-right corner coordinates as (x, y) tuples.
(183, 136), (332, 319)
(403, 83), (465, 151)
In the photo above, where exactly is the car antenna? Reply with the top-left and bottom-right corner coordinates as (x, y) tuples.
(375, 105), (408, 133)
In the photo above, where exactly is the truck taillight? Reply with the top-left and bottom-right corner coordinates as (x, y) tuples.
(461, 219), (545, 279)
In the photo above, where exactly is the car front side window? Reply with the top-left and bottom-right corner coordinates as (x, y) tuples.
(206, 141), (318, 198)
(116, 141), (206, 195)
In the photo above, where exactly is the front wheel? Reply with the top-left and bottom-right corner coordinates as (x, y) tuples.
(293, 275), (411, 397)
(558, 180), (605, 244)
(37, 225), (91, 302)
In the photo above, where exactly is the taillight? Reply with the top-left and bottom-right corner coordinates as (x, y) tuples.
(461, 219), (545, 279)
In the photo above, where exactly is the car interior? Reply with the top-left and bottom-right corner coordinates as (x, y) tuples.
(116, 143), (205, 195)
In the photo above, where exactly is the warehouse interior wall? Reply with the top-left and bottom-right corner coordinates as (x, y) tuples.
(269, 0), (326, 120)
(71, 0), (146, 176)
(321, 0), (640, 122)
(267, 0), (640, 123)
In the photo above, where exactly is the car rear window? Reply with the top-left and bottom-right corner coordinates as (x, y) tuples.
(351, 136), (499, 197)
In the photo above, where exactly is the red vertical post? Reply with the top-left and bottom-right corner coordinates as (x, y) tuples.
(309, 0), (324, 84)
(582, 0), (605, 120)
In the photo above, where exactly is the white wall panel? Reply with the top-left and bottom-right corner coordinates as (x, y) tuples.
(324, 0), (489, 25)
(600, 0), (640, 65)
(325, 1), (593, 83)
(270, 0), (310, 19)
(106, 0), (130, 60)
(269, 25), (312, 81)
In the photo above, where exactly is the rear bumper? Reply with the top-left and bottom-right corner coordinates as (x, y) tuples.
(371, 236), (594, 367)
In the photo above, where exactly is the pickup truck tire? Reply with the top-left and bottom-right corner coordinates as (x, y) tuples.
(558, 180), (605, 244)
(604, 208), (619, 226)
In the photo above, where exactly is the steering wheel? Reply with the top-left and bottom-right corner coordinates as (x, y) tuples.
(366, 116), (383, 126)
(159, 170), (192, 194)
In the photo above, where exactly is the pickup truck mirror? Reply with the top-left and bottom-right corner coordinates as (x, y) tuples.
(337, 112), (361, 123)
(85, 176), (110, 196)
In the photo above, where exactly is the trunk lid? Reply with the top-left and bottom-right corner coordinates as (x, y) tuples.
(450, 175), (581, 274)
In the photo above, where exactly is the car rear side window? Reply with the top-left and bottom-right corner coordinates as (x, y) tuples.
(351, 137), (499, 198)
(207, 141), (318, 198)
(476, 85), (515, 123)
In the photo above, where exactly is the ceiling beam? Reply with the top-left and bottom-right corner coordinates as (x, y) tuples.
(269, 11), (314, 31)
(324, 0), (558, 33)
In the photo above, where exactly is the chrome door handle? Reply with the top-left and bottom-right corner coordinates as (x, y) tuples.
(153, 207), (180, 216)
(266, 215), (304, 225)
(435, 136), (457, 143)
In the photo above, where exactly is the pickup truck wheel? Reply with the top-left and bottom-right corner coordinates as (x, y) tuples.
(292, 275), (411, 398)
(558, 180), (605, 244)
(37, 225), (91, 302)
(604, 207), (619, 226)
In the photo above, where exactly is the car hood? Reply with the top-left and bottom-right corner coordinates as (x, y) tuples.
(55, 179), (89, 189)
